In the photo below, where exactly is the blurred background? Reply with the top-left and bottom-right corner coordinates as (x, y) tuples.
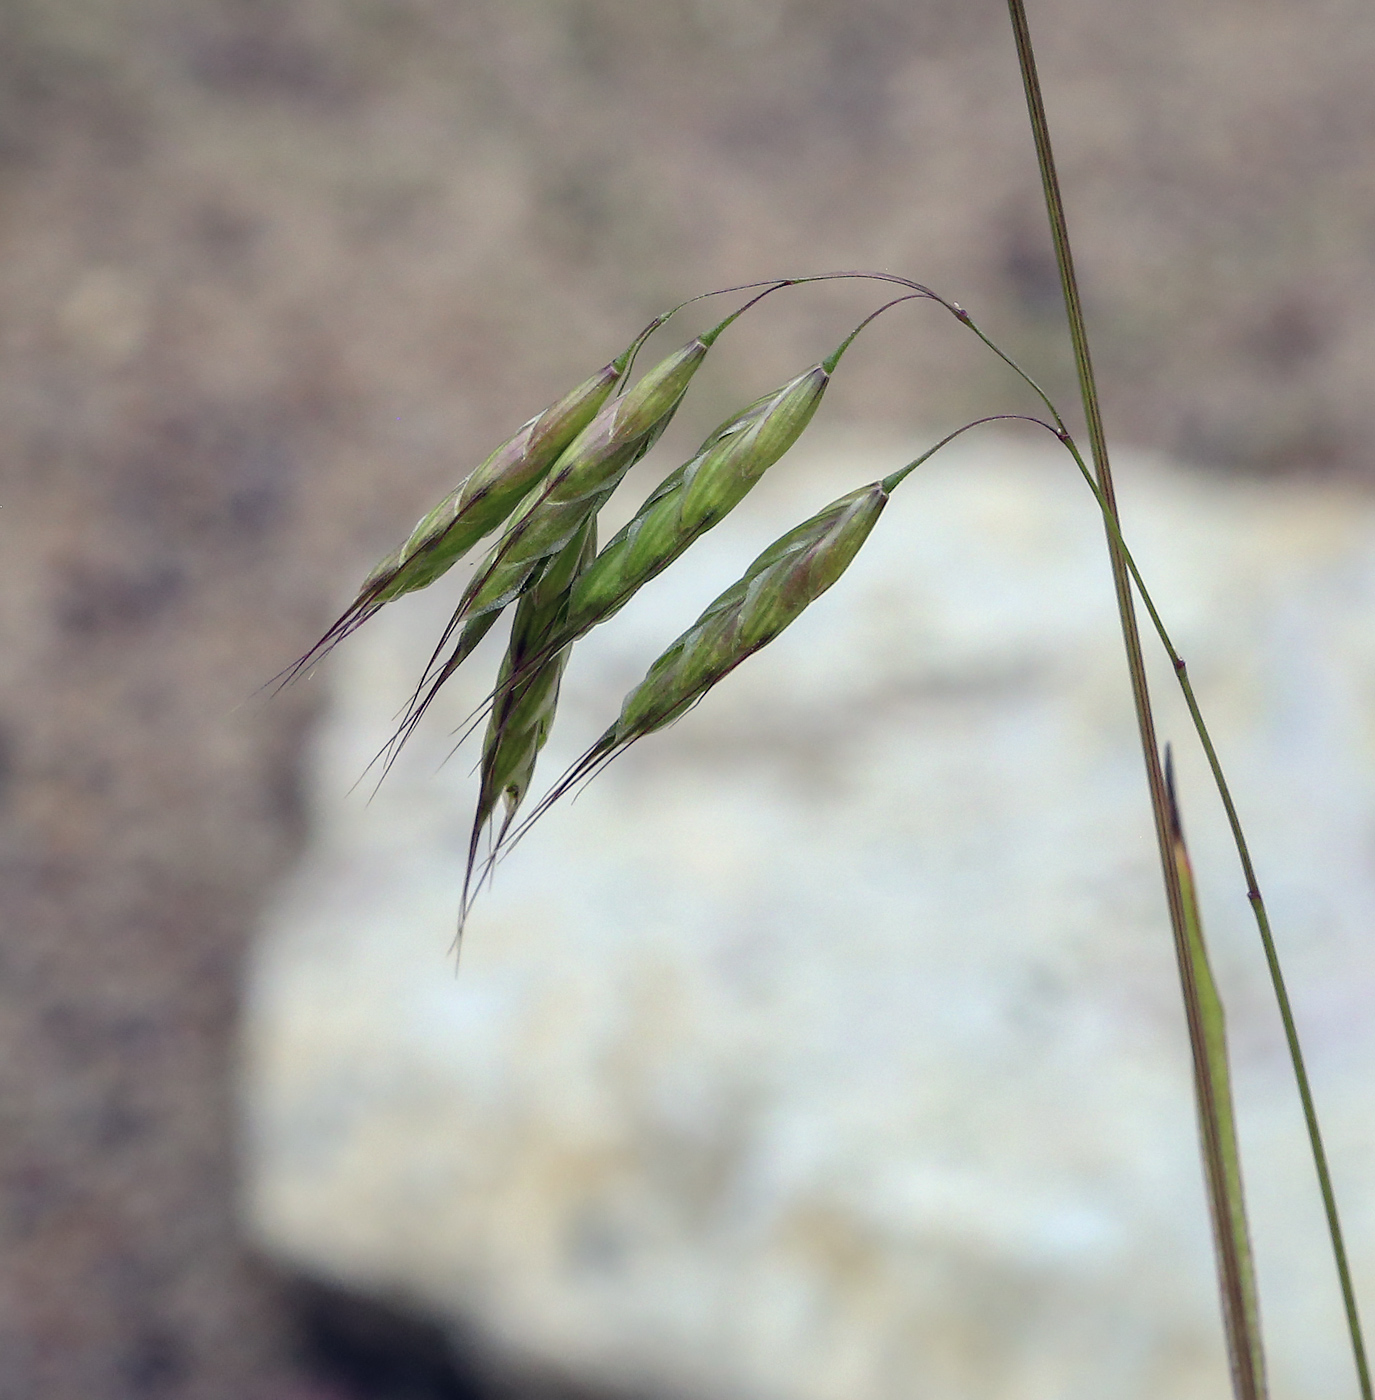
(4, 1), (1375, 1397)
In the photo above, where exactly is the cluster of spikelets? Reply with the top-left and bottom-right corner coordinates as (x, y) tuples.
(285, 275), (978, 924)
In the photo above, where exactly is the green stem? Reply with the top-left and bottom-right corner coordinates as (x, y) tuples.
(1054, 431), (1371, 1400)
(824, 278), (1365, 1378)
(875, 244), (1366, 1396)
(1004, 3), (1264, 1395)
(930, 268), (1368, 1395)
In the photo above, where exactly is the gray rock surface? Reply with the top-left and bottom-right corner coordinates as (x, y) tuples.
(245, 434), (1375, 1400)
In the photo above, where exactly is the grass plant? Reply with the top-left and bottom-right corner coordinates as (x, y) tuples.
(282, 8), (1371, 1395)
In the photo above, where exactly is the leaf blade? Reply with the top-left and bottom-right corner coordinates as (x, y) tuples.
(1166, 749), (1267, 1400)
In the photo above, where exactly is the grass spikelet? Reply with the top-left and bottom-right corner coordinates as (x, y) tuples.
(276, 354), (627, 689)
(460, 517), (598, 922)
(374, 363), (624, 604)
(458, 327), (718, 622)
(561, 365), (829, 635)
(502, 479), (889, 861)
(624, 481), (887, 733)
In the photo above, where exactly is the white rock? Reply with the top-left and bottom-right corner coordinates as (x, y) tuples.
(245, 431), (1375, 1400)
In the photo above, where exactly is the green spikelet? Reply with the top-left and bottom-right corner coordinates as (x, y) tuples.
(279, 352), (626, 687)
(481, 521), (595, 827)
(370, 360), (624, 603)
(613, 481), (888, 739)
(496, 480), (888, 866)
(458, 331), (719, 623)
(461, 518), (597, 916)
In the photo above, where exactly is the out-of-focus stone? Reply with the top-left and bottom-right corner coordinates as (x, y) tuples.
(245, 434), (1375, 1400)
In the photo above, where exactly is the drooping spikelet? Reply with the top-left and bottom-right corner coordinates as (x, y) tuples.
(461, 517), (598, 914)
(369, 366), (623, 605)
(279, 354), (628, 686)
(457, 328), (720, 622)
(611, 480), (888, 738)
(501, 480), (889, 857)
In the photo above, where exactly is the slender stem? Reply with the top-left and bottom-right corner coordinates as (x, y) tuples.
(882, 243), (1366, 1398)
(1004, 3), (1264, 1395)
(880, 414), (1054, 492)
(1053, 433), (1371, 1400)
